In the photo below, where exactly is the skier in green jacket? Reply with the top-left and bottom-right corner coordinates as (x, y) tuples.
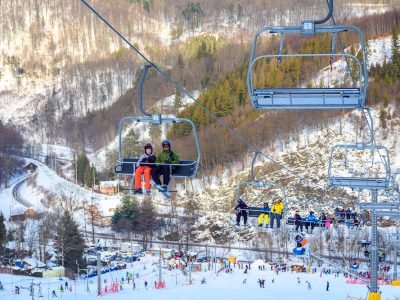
(151, 140), (180, 189)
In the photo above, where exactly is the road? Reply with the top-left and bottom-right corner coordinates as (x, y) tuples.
(12, 175), (33, 208)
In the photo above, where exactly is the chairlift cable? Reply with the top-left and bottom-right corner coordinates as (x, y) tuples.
(325, 0), (357, 87)
(79, 0), (301, 180)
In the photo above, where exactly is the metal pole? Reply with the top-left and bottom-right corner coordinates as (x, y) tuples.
(91, 196), (95, 243)
(189, 261), (192, 284)
(214, 246), (217, 272)
(86, 269), (89, 293)
(370, 190), (378, 294)
(158, 248), (162, 284)
(133, 271), (135, 290)
(394, 242), (397, 280)
(76, 260), (80, 283)
(394, 231), (399, 280)
(97, 252), (101, 296)
(75, 153), (77, 184)
(30, 280), (34, 300)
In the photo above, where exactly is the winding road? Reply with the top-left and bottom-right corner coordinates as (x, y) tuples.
(12, 175), (33, 208)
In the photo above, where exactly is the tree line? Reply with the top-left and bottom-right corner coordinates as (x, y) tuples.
(1, 208), (86, 272)
(112, 193), (200, 250)
(0, 121), (24, 187)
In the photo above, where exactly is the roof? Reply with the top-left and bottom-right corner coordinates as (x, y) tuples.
(23, 257), (46, 268)
(100, 180), (120, 188)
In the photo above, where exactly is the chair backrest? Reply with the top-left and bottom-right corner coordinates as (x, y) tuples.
(115, 158), (138, 174)
(171, 160), (197, 178)
(115, 158), (197, 178)
(246, 207), (266, 217)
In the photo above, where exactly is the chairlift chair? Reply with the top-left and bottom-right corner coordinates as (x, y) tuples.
(235, 181), (286, 219)
(247, 25), (368, 110)
(328, 143), (391, 190)
(114, 64), (201, 195)
(115, 114), (200, 190)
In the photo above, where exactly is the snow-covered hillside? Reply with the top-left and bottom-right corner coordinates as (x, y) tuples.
(311, 36), (393, 88)
(0, 157), (119, 220)
(0, 0), (398, 144)
(11, 35), (399, 223)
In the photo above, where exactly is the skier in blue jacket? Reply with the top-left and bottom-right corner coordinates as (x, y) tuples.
(305, 211), (319, 233)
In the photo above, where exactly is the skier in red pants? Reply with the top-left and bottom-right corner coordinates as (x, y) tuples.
(133, 143), (156, 195)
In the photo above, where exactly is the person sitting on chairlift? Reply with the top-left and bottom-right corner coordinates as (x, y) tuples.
(235, 198), (249, 226)
(294, 210), (303, 232)
(304, 211), (319, 234)
(151, 140), (180, 190)
(133, 143), (156, 195)
(270, 198), (284, 229)
(258, 202), (270, 228)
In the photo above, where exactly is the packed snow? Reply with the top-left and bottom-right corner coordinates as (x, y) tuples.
(1, 256), (400, 300)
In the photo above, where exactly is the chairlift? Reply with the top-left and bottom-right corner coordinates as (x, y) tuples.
(328, 143), (391, 190)
(115, 115), (200, 179)
(235, 151), (287, 212)
(235, 180), (287, 226)
(114, 64), (201, 196)
(247, 19), (368, 109)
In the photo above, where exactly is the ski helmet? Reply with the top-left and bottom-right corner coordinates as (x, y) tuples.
(162, 140), (171, 147)
(144, 143), (153, 151)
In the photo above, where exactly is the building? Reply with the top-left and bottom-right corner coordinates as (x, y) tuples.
(99, 180), (119, 195)
(9, 208), (44, 222)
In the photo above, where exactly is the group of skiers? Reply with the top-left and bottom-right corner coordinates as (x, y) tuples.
(235, 198), (284, 228)
(294, 211), (320, 233)
(234, 199), (366, 234)
(133, 140), (180, 195)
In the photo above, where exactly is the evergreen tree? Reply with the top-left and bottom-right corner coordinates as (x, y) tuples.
(112, 194), (139, 233)
(174, 88), (182, 110)
(0, 213), (7, 254)
(149, 124), (162, 142)
(170, 17), (184, 40)
(137, 198), (158, 250)
(383, 92), (389, 108)
(55, 211), (85, 269)
(105, 148), (118, 180)
(84, 164), (98, 188)
(122, 129), (141, 158)
(350, 45), (359, 82)
(391, 24), (400, 73)
(380, 107), (387, 129)
(77, 153), (90, 185)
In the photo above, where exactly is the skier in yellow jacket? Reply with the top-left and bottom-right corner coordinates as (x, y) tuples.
(257, 202), (270, 228)
(270, 198), (284, 229)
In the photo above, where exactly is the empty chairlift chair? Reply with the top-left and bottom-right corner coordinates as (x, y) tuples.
(247, 24), (368, 110)
(328, 143), (391, 190)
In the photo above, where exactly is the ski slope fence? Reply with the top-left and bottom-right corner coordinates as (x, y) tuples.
(346, 279), (392, 285)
